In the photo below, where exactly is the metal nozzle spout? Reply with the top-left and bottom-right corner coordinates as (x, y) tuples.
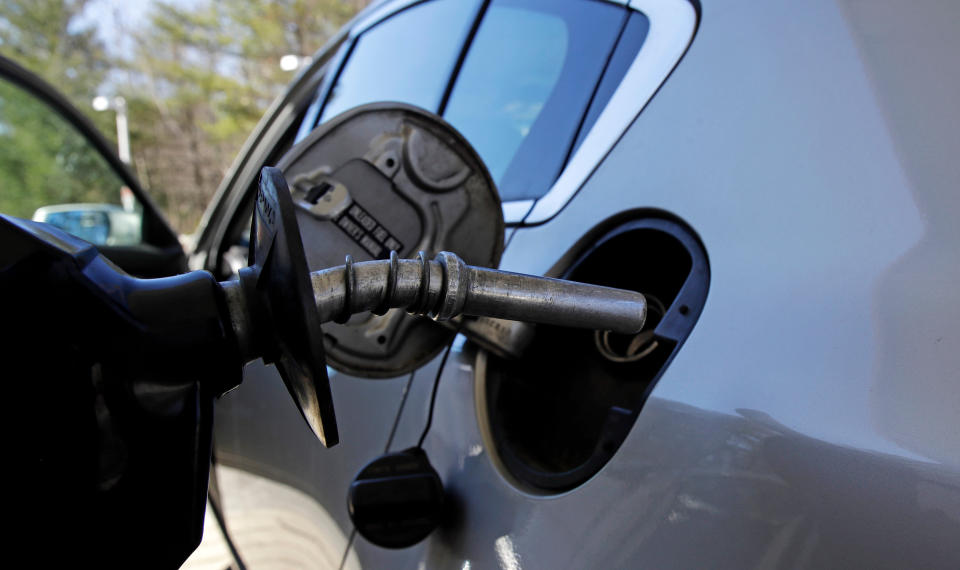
(307, 251), (647, 334)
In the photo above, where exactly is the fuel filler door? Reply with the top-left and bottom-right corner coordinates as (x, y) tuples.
(276, 103), (504, 377)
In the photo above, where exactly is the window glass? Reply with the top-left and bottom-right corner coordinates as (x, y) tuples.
(0, 79), (143, 246)
(443, 0), (625, 202)
(443, 6), (566, 185)
(319, 0), (480, 122)
(571, 11), (649, 155)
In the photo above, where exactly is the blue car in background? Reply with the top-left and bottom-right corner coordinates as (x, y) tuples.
(33, 203), (141, 246)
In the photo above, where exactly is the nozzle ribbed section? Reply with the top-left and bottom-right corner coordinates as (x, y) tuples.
(306, 251), (646, 334)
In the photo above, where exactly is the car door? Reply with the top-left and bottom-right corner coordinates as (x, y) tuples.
(0, 56), (186, 278)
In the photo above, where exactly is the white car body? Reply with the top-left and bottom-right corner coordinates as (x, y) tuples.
(190, 0), (960, 567)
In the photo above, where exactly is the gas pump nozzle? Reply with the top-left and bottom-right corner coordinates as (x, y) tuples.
(2, 167), (643, 566)
(220, 168), (645, 447)
(4, 166), (645, 447)
(3, 167), (644, 445)
(222, 250), (647, 361)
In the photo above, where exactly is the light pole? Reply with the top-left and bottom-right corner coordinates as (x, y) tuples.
(280, 54), (312, 71)
(92, 95), (130, 165)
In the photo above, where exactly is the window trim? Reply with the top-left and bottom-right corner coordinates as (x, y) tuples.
(522, 0), (697, 224)
(350, 0), (428, 38)
(316, 0), (485, 127)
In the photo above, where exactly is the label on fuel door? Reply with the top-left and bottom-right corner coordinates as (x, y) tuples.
(335, 202), (404, 259)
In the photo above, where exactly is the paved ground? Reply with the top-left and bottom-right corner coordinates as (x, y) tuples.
(182, 465), (358, 570)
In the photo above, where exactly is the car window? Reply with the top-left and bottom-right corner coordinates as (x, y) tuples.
(444, 0), (626, 202)
(571, 11), (649, 155)
(0, 78), (144, 246)
(307, 0), (637, 206)
(441, 4), (567, 186)
(319, 0), (481, 122)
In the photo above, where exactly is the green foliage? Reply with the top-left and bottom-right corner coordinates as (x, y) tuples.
(0, 0), (107, 91)
(0, 0), (366, 233)
(121, 0), (362, 232)
(0, 0), (113, 130)
(0, 80), (123, 218)
(0, 0), (126, 219)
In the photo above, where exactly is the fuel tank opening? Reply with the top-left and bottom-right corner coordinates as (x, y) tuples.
(477, 215), (710, 493)
(594, 294), (666, 363)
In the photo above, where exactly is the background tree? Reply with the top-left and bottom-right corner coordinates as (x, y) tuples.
(0, 0), (367, 232)
(0, 78), (125, 217)
(0, 0), (109, 105)
(0, 0), (119, 217)
(122, 0), (362, 232)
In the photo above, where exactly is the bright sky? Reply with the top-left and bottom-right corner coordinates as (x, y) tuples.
(78, 0), (196, 56)
(76, 0), (199, 92)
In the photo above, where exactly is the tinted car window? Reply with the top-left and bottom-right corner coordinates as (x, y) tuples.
(319, 0), (480, 122)
(571, 11), (649, 155)
(310, 0), (634, 205)
(442, 5), (567, 185)
(443, 0), (626, 202)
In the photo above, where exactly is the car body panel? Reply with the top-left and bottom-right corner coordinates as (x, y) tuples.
(210, 0), (960, 567)
(214, 361), (412, 533)
(349, 0), (960, 567)
(522, 0), (697, 224)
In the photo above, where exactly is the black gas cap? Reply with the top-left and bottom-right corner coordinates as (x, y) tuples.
(347, 447), (444, 548)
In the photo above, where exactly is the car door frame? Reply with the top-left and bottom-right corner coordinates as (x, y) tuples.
(0, 55), (187, 276)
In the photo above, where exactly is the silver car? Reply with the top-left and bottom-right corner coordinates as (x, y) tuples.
(183, 0), (960, 567)
(5, 0), (957, 567)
